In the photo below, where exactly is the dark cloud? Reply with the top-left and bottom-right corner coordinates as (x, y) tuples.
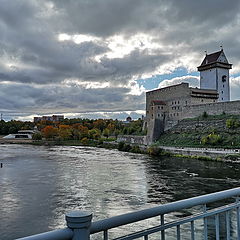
(0, 0), (239, 119)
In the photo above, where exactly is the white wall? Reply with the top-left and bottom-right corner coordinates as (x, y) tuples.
(217, 68), (230, 101)
(200, 68), (217, 89)
(200, 67), (230, 102)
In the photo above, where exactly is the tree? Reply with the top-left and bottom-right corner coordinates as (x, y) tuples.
(58, 125), (72, 140)
(42, 126), (58, 139)
(89, 128), (101, 140)
(103, 128), (110, 138)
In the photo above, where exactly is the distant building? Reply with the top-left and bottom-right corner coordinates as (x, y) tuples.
(33, 115), (64, 123)
(126, 116), (132, 122)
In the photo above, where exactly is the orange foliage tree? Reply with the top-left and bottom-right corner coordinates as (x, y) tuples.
(42, 126), (58, 139)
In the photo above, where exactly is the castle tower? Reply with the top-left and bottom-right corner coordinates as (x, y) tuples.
(197, 49), (232, 102)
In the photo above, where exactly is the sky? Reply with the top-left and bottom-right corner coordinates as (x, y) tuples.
(1, 0), (240, 121)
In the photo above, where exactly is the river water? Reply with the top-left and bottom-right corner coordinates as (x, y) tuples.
(0, 144), (239, 239)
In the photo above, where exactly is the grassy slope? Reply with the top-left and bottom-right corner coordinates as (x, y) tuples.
(156, 114), (240, 148)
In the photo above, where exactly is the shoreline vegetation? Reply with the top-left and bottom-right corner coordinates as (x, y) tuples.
(2, 138), (239, 163)
(1, 113), (240, 162)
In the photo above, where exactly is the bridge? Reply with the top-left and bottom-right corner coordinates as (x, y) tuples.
(17, 187), (240, 240)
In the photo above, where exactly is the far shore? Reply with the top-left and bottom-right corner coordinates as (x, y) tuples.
(1, 138), (240, 163)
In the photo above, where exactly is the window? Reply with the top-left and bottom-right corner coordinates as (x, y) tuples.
(222, 91), (223, 94)
(222, 75), (227, 82)
(185, 101), (187, 104)
(222, 98), (223, 100)
(158, 114), (160, 117)
(223, 85), (224, 88)
(178, 101), (179, 104)
(158, 106), (160, 109)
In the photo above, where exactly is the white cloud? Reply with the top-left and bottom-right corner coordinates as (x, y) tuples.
(158, 75), (200, 88)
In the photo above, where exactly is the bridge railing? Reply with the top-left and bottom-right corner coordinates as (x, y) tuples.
(17, 187), (240, 240)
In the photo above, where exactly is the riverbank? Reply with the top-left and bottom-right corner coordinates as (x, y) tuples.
(1, 137), (240, 163)
(31, 139), (240, 163)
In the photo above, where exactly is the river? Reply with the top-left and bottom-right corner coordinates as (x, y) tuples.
(0, 144), (239, 239)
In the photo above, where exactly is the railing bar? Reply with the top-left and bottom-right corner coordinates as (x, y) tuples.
(177, 225), (180, 240)
(215, 214), (220, 240)
(191, 221), (195, 240)
(16, 228), (73, 240)
(203, 204), (208, 240)
(91, 187), (240, 234)
(114, 203), (239, 240)
(104, 230), (108, 240)
(226, 211), (230, 240)
(237, 206), (240, 240)
(160, 214), (165, 240)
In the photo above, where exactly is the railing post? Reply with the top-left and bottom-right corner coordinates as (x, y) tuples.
(66, 211), (92, 240)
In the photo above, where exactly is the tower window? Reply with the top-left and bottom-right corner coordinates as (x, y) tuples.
(222, 91), (223, 94)
(223, 85), (224, 88)
(222, 98), (223, 100)
(222, 75), (227, 82)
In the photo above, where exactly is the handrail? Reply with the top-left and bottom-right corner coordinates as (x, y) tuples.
(16, 228), (73, 240)
(90, 187), (240, 233)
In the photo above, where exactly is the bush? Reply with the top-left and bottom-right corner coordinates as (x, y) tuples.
(80, 137), (89, 145)
(202, 111), (208, 118)
(226, 118), (240, 129)
(130, 145), (142, 153)
(117, 142), (131, 152)
(32, 132), (42, 140)
(201, 133), (222, 145)
(147, 146), (163, 156)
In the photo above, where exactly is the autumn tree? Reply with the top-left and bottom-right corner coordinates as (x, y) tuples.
(58, 125), (72, 140)
(89, 128), (101, 140)
(42, 126), (58, 139)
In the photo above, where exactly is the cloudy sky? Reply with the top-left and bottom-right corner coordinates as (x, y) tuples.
(1, 0), (240, 121)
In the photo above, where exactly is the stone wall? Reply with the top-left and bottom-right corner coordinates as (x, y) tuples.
(117, 135), (147, 145)
(182, 100), (240, 119)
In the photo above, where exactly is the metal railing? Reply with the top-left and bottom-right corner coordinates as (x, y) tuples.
(17, 187), (240, 240)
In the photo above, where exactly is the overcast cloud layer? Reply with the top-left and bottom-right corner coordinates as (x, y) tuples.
(1, 0), (240, 120)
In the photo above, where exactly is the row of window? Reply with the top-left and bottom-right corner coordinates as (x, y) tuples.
(172, 106), (180, 110)
(151, 112), (180, 118)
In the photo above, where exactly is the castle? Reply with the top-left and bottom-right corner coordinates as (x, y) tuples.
(144, 49), (240, 144)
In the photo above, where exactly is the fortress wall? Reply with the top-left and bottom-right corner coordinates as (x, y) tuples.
(182, 100), (240, 119)
(146, 83), (190, 111)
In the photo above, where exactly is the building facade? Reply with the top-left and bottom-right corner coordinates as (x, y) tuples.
(144, 49), (238, 144)
(33, 115), (64, 123)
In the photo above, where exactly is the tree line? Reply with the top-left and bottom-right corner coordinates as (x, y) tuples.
(0, 118), (145, 141)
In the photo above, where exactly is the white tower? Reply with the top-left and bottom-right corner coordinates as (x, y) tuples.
(197, 49), (232, 102)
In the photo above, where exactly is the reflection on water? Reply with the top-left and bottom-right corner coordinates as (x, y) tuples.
(0, 145), (239, 239)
